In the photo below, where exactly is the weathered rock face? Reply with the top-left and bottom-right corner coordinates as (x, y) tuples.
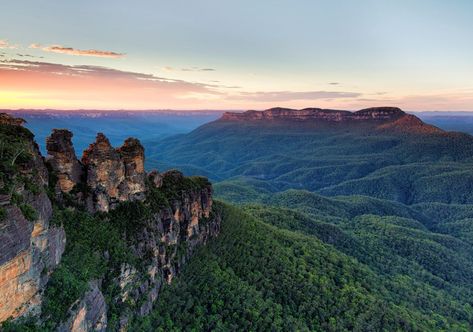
(57, 281), (107, 332)
(80, 133), (146, 212)
(0, 116), (66, 323)
(114, 170), (219, 330)
(81, 133), (126, 212)
(222, 106), (408, 122)
(46, 129), (83, 193)
(116, 138), (146, 201)
(0, 113), (25, 126)
(220, 107), (445, 134)
(1, 116), (221, 331)
(148, 170), (163, 188)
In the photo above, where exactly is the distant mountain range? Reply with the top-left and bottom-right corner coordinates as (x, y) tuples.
(1, 110), (223, 155)
(149, 107), (473, 204)
(138, 106), (473, 330)
(4, 106), (473, 330)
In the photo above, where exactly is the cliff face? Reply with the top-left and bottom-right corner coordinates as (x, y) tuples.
(81, 133), (146, 212)
(0, 114), (221, 331)
(0, 115), (66, 322)
(220, 107), (405, 121)
(220, 107), (443, 133)
(46, 129), (83, 193)
(57, 281), (108, 332)
(46, 131), (147, 213)
(113, 170), (219, 329)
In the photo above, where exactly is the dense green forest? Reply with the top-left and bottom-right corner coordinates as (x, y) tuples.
(150, 120), (473, 204)
(4, 113), (473, 331)
(136, 116), (473, 330)
(133, 202), (473, 331)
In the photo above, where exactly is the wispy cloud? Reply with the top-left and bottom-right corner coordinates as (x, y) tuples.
(328, 82), (339, 85)
(29, 43), (125, 58)
(16, 53), (44, 59)
(162, 66), (216, 72)
(182, 67), (215, 72)
(0, 39), (18, 49)
(229, 90), (361, 102)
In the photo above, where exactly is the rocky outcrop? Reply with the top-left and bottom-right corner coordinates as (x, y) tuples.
(46, 129), (83, 193)
(0, 116), (66, 323)
(1, 115), (221, 331)
(0, 113), (25, 126)
(114, 170), (219, 329)
(223, 106), (423, 123)
(148, 170), (163, 188)
(80, 134), (146, 212)
(116, 138), (146, 201)
(220, 107), (445, 134)
(81, 133), (127, 212)
(57, 281), (107, 332)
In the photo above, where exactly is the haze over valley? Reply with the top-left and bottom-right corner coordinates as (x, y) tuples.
(2, 1), (473, 331)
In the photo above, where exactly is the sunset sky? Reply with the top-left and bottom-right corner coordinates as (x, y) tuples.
(1, 0), (472, 111)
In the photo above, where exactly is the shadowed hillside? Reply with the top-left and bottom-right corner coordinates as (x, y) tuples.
(149, 107), (473, 205)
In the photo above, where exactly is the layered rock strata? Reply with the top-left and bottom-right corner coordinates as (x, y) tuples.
(1, 116), (221, 331)
(46, 129), (83, 193)
(0, 117), (66, 322)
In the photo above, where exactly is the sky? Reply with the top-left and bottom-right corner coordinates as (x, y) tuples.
(0, 0), (472, 111)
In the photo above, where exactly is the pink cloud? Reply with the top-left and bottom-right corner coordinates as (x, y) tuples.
(29, 43), (125, 58)
(0, 39), (18, 49)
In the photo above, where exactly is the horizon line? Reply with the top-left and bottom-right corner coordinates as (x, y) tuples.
(2, 108), (473, 114)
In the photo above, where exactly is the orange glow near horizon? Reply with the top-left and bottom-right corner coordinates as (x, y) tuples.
(1, 59), (473, 111)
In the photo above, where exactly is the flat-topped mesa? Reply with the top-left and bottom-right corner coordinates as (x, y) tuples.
(221, 106), (407, 122)
(353, 107), (405, 119)
(46, 129), (83, 193)
(81, 133), (146, 212)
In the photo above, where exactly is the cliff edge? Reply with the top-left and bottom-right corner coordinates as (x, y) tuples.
(220, 106), (443, 134)
(0, 114), (221, 331)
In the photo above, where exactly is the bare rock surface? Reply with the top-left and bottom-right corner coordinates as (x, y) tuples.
(46, 129), (83, 193)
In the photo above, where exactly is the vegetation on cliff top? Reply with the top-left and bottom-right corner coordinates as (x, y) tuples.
(152, 119), (473, 205)
(133, 202), (473, 331)
(4, 112), (473, 331)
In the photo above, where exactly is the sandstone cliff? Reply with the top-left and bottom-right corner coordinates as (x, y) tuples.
(0, 114), (221, 331)
(220, 106), (444, 133)
(46, 129), (83, 193)
(46, 131), (147, 213)
(0, 114), (66, 323)
(111, 169), (218, 330)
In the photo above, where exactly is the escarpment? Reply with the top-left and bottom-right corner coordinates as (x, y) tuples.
(0, 114), (66, 323)
(0, 114), (221, 331)
(220, 107), (444, 134)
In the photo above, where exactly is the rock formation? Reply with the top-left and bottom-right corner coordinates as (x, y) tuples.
(117, 137), (146, 201)
(0, 118), (66, 323)
(221, 106), (402, 121)
(0, 113), (26, 126)
(1, 115), (221, 330)
(46, 129), (83, 193)
(148, 170), (163, 188)
(57, 281), (108, 332)
(220, 106), (444, 134)
(114, 170), (218, 329)
(80, 133), (146, 212)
